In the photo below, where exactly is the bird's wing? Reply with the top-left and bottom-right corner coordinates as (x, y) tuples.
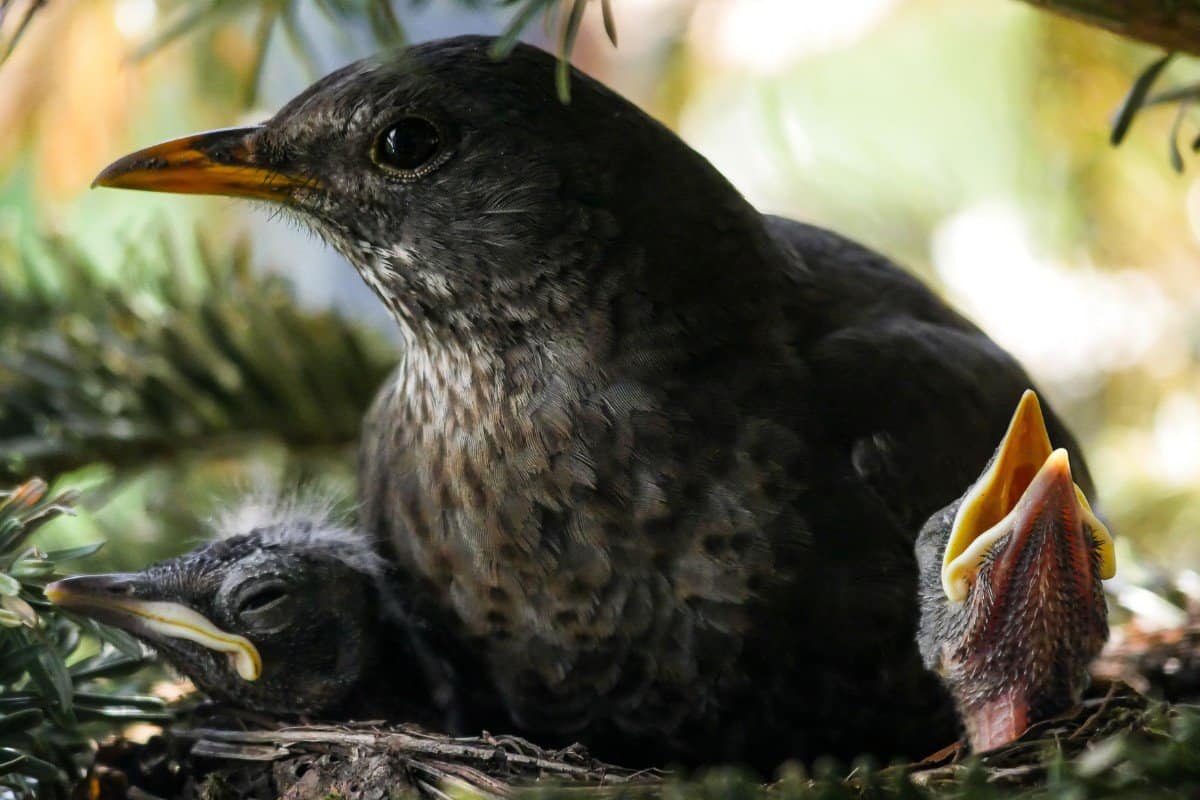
(766, 216), (1094, 534)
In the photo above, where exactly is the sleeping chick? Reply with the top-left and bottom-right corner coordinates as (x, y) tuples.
(46, 494), (457, 725)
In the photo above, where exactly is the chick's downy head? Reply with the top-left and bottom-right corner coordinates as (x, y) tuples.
(47, 496), (387, 716)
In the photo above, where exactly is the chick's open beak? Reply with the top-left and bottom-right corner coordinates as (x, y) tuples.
(942, 390), (1116, 602)
(45, 574), (261, 681)
(1000, 450), (1111, 585)
(92, 126), (311, 201)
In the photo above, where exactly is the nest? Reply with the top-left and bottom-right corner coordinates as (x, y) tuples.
(75, 681), (1180, 800)
(82, 717), (665, 799)
(892, 681), (1161, 791)
(184, 723), (665, 799)
(71, 613), (1200, 799)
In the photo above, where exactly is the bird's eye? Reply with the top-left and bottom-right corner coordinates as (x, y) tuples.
(237, 583), (290, 617)
(373, 117), (444, 177)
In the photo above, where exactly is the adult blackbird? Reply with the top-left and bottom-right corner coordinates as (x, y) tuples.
(45, 495), (457, 727)
(916, 391), (1115, 752)
(93, 36), (1100, 768)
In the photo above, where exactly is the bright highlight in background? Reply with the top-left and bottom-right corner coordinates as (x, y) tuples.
(691, 0), (900, 72)
(1154, 392), (1200, 487)
(114, 0), (157, 40)
(932, 204), (1170, 393)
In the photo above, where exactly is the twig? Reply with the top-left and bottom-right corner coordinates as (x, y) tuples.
(174, 723), (664, 785)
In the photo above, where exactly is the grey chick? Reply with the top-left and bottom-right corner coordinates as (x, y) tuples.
(46, 495), (457, 725)
(915, 391), (1116, 752)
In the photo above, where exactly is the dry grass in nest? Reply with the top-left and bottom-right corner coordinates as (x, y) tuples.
(78, 680), (1199, 799)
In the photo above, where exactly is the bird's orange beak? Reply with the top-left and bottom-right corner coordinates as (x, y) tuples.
(92, 126), (314, 201)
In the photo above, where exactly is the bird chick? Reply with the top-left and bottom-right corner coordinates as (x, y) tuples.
(45, 495), (447, 721)
(915, 391), (1117, 752)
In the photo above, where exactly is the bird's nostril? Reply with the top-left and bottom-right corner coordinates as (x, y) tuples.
(103, 583), (134, 596)
(207, 146), (236, 165)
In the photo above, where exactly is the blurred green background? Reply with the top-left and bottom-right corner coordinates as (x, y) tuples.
(1, 0), (1197, 592)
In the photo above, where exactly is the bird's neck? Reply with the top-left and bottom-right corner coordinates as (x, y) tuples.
(366, 250), (606, 440)
(365, 230), (794, 445)
(389, 320), (596, 429)
(393, 331), (507, 421)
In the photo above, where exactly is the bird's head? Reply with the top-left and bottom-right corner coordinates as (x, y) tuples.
(46, 498), (387, 716)
(93, 36), (770, 341)
(915, 390), (1116, 752)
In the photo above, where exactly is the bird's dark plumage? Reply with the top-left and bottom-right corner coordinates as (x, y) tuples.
(93, 36), (1100, 769)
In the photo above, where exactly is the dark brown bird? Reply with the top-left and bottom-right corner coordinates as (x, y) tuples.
(92, 36), (1101, 769)
(915, 391), (1115, 752)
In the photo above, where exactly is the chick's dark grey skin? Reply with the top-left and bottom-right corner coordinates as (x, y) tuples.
(916, 392), (1115, 752)
(46, 499), (451, 724)
(94, 37), (1098, 769)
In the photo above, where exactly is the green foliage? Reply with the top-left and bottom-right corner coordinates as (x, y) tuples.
(148, 0), (405, 54)
(142, 0), (412, 105)
(4, 0), (1198, 125)
(1108, 52), (1200, 172)
(0, 479), (165, 800)
(144, 0), (620, 102)
(1, 0), (618, 103)
(0, 228), (395, 480)
(488, 0), (617, 101)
